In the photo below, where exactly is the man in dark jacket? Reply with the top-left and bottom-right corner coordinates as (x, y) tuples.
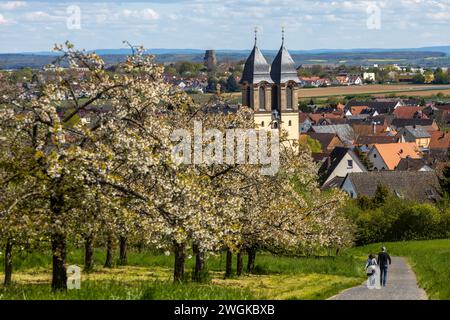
(377, 247), (392, 287)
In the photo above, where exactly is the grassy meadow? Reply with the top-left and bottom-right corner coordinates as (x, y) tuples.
(0, 247), (363, 300)
(1, 239), (450, 300)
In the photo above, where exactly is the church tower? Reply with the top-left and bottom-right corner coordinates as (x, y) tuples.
(269, 28), (299, 141)
(240, 29), (299, 142)
(240, 29), (274, 132)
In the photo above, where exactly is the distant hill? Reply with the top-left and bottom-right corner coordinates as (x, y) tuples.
(13, 45), (450, 56)
(1, 46), (450, 70)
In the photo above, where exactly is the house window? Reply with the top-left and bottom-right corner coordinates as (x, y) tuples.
(347, 160), (353, 169)
(288, 120), (292, 126)
(373, 154), (377, 158)
(261, 121), (265, 127)
(349, 191), (354, 198)
(273, 122), (278, 129)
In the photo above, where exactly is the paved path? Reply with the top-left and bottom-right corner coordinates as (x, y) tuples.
(329, 257), (428, 300)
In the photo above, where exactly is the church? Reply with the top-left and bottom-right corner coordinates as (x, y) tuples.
(240, 30), (300, 142)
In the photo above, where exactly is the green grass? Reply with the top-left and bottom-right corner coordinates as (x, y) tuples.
(0, 281), (254, 300)
(5, 240), (450, 300)
(9, 247), (363, 277)
(0, 247), (364, 300)
(347, 239), (450, 300)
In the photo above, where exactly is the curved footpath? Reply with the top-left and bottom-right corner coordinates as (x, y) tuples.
(329, 257), (428, 300)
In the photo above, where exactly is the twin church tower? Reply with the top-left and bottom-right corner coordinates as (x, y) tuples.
(240, 30), (299, 141)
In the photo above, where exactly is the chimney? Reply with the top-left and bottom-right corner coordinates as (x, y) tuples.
(373, 122), (377, 135)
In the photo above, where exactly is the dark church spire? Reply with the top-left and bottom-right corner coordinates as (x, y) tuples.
(240, 29), (273, 84)
(270, 28), (299, 84)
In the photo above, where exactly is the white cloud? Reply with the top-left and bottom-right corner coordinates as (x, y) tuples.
(0, 1), (26, 11)
(121, 8), (159, 21)
(23, 11), (62, 22)
(0, 14), (9, 25)
(426, 11), (450, 20)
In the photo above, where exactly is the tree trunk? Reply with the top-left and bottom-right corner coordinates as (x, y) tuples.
(50, 191), (67, 292)
(3, 238), (13, 286)
(192, 244), (206, 282)
(173, 242), (186, 283)
(137, 241), (144, 253)
(119, 236), (127, 266)
(104, 237), (113, 268)
(236, 251), (243, 277)
(225, 249), (232, 278)
(246, 247), (256, 274)
(84, 233), (94, 272)
(51, 232), (67, 291)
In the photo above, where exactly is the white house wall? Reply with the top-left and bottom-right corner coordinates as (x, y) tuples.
(368, 148), (388, 170)
(324, 152), (366, 185)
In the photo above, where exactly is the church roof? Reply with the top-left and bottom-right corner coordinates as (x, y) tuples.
(270, 43), (299, 84)
(240, 44), (273, 84)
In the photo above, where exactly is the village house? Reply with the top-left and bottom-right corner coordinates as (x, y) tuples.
(355, 135), (400, 152)
(391, 118), (439, 132)
(305, 132), (344, 152)
(318, 147), (367, 189)
(310, 124), (355, 145)
(423, 104), (450, 126)
(298, 76), (331, 87)
(299, 113), (314, 133)
(396, 158), (433, 172)
(346, 99), (402, 115)
(428, 130), (450, 160)
(345, 106), (374, 117)
(341, 171), (442, 202)
(363, 72), (376, 82)
(396, 126), (432, 150)
(367, 142), (421, 171)
(392, 106), (427, 119)
(428, 131), (450, 153)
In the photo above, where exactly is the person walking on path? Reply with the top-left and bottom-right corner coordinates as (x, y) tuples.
(377, 247), (392, 287)
(365, 254), (380, 290)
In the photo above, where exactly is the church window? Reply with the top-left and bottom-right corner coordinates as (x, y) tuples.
(259, 86), (266, 111)
(246, 86), (251, 107)
(286, 84), (294, 110)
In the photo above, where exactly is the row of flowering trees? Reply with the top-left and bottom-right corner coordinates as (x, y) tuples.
(0, 43), (354, 291)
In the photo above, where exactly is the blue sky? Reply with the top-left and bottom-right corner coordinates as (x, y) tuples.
(0, 0), (450, 53)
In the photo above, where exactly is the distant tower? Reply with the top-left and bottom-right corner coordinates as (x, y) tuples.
(240, 28), (299, 142)
(203, 50), (217, 72)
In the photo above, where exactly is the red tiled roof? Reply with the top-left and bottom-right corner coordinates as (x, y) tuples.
(393, 106), (426, 119)
(429, 131), (450, 150)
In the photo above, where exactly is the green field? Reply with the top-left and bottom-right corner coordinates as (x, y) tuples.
(1, 239), (449, 300)
(0, 248), (363, 300)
